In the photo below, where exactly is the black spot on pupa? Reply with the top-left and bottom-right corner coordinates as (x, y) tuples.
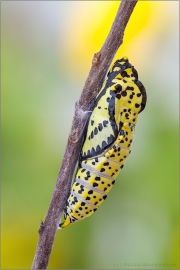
(103, 162), (109, 166)
(94, 127), (98, 135)
(126, 86), (134, 91)
(98, 123), (103, 131)
(135, 103), (140, 108)
(93, 182), (98, 187)
(121, 71), (130, 78)
(121, 91), (127, 97)
(103, 120), (108, 127)
(115, 84), (122, 92)
(129, 94), (133, 99)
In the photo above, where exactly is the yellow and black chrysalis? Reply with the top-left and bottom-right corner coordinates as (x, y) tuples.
(60, 57), (147, 228)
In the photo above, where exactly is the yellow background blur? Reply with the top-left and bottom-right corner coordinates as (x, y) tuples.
(2, 1), (179, 269)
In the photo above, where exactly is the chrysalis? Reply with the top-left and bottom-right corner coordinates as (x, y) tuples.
(60, 57), (147, 228)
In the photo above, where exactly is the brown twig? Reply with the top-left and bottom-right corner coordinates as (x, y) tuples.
(31, 1), (138, 269)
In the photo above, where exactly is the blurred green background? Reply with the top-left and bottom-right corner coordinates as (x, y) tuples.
(1, 1), (179, 269)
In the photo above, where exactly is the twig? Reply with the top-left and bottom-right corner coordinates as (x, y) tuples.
(31, 1), (138, 269)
